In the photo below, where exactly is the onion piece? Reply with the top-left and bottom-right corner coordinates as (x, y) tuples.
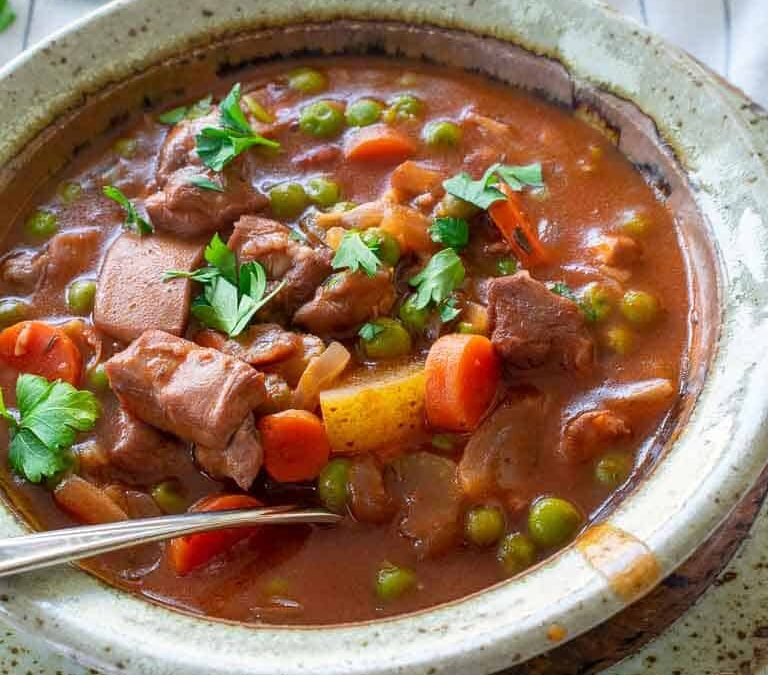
(292, 341), (351, 411)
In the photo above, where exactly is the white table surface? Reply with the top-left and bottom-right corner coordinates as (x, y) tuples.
(1, 1), (768, 674)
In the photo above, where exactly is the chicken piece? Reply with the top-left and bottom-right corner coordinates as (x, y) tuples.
(195, 414), (263, 490)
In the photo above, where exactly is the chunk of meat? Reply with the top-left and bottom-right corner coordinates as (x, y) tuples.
(348, 456), (394, 524)
(103, 485), (163, 519)
(488, 271), (594, 373)
(293, 269), (395, 336)
(560, 409), (631, 463)
(387, 452), (462, 558)
(262, 333), (325, 387)
(292, 144), (342, 169)
(53, 475), (128, 524)
(195, 414), (263, 490)
(257, 373), (293, 415)
(42, 228), (102, 285)
(105, 330), (265, 451)
(93, 233), (204, 343)
(459, 387), (547, 499)
(229, 216), (333, 315)
(194, 324), (301, 367)
(145, 113), (266, 238)
(389, 161), (443, 196)
(593, 235), (642, 268)
(0, 249), (45, 291)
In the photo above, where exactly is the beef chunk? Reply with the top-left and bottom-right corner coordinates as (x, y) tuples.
(348, 456), (394, 524)
(229, 216), (332, 315)
(194, 324), (301, 367)
(195, 414), (263, 490)
(93, 233), (204, 343)
(293, 269), (395, 336)
(145, 114), (266, 238)
(262, 333), (325, 387)
(105, 330), (265, 450)
(560, 409), (631, 463)
(488, 271), (594, 373)
(43, 228), (102, 285)
(0, 249), (45, 291)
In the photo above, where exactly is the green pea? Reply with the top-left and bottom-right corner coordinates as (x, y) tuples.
(151, 480), (187, 514)
(375, 562), (417, 601)
(436, 193), (480, 220)
(581, 282), (613, 322)
(431, 434), (456, 452)
(457, 322), (482, 335)
(360, 318), (412, 360)
(299, 100), (345, 138)
(86, 363), (110, 393)
(67, 279), (97, 315)
(113, 138), (138, 159)
(327, 201), (358, 213)
(288, 67), (328, 94)
(57, 182), (82, 205)
(496, 258), (518, 276)
(398, 295), (430, 333)
(361, 228), (400, 266)
(620, 290), (660, 325)
(595, 451), (634, 488)
(464, 506), (505, 547)
(269, 182), (309, 220)
(306, 177), (342, 208)
(527, 497), (583, 549)
(317, 458), (351, 514)
(0, 299), (27, 328)
(604, 326), (634, 356)
(383, 94), (424, 122)
(345, 99), (383, 127)
(25, 210), (58, 239)
(422, 120), (462, 148)
(497, 532), (536, 576)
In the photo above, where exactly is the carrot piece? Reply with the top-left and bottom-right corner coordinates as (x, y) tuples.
(168, 494), (262, 575)
(0, 321), (83, 385)
(344, 125), (417, 163)
(489, 182), (549, 268)
(260, 409), (331, 482)
(425, 334), (500, 432)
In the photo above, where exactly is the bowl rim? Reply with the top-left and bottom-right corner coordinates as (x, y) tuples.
(1, 1), (768, 674)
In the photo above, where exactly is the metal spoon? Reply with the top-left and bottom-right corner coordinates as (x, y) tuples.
(0, 505), (341, 578)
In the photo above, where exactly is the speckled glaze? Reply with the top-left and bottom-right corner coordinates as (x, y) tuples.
(0, 2), (767, 675)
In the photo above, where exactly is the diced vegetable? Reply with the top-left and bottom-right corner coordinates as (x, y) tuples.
(0, 321), (82, 385)
(345, 126), (416, 163)
(317, 458), (351, 513)
(620, 290), (660, 325)
(604, 326), (634, 355)
(361, 228), (401, 267)
(113, 138), (138, 159)
(299, 100), (345, 138)
(527, 497), (583, 548)
(25, 210), (58, 239)
(488, 182), (548, 268)
(359, 318), (412, 360)
(306, 177), (341, 208)
(424, 334), (499, 432)
(436, 194), (480, 221)
(168, 494), (262, 575)
(269, 182), (309, 219)
(464, 505), (505, 546)
(260, 409), (331, 482)
(288, 67), (327, 94)
(66, 279), (97, 315)
(595, 451), (633, 487)
(399, 294), (430, 333)
(380, 204), (434, 254)
(320, 362), (426, 453)
(152, 480), (188, 514)
(497, 532), (536, 576)
(85, 363), (110, 392)
(390, 161), (443, 195)
(460, 301), (489, 336)
(581, 282), (614, 322)
(375, 562), (417, 601)
(0, 299), (27, 328)
(293, 341), (351, 411)
(53, 475), (127, 524)
(345, 99), (383, 127)
(422, 120), (462, 148)
(383, 94), (424, 122)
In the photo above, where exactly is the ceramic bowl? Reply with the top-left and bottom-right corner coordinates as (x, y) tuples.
(0, 1), (767, 674)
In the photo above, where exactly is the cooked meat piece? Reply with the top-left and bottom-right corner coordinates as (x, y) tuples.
(262, 333), (325, 387)
(229, 216), (333, 315)
(488, 271), (594, 373)
(93, 233), (204, 343)
(560, 409), (631, 463)
(0, 249), (45, 291)
(53, 475), (128, 524)
(593, 235), (642, 267)
(145, 113), (266, 238)
(43, 228), (102, 285)
(256, 373), (294, 415)
(389, 161), (443, 196)
(103, 485), (163, 518)
(348, 456), (394, 524)
(195, 414), (263, 490)
(387, 452), (462, 558)
(292, 144), (342, 169)
(293, 269), (395, 337)
(194, 324), (301, 367)
(459, 386), (547, 499)
(105, 330), (265, 451)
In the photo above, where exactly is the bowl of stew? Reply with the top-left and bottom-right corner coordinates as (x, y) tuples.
(0, 0), (766, 673)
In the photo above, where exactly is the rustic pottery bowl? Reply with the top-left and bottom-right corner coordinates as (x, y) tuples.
(0, 1), (767, 674)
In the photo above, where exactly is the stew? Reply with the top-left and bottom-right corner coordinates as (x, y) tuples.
(0, 57), (689, 625)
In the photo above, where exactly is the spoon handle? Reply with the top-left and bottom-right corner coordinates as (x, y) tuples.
(0, 506), (340, 578)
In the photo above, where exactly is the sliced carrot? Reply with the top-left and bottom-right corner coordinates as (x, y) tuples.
(0, 321), (83, 385)
(489, 182), (549, 268)
(425, 334), (500, 432)
(168, 494), (262, 575)
(344, 125), (416, 163)
(260, 409), (331, 482)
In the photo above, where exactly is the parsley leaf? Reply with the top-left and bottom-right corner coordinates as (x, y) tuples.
(548, 281), (598, 322)
(409, 248), (465, 311)
(0, 0), (15, 32)
(429, 217), (469, 251)
(195, 84), (280, 172)
(188, 176), (225, 192)
(442, 162), (544, 209)
(0, 375), (99, 483)
(164, 233), (282, 337)
(158, 95), (213, 125)
(495, 163), (544, 190)
(358, 322), (386, 341)
(438, 296), (461, 323)
(332, 231), (381, 277)
(102, 186), (154, 235)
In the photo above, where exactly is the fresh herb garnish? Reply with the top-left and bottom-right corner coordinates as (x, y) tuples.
(429, 217), (469, 251)
(188, 176), (225, 192)
(548, 281), (598, 322)
(358, 322), (386, 341)
(102, 186), (154, 235)
(0, 375), (99, 483)
(332, 231), (381, 277)
(0, 0), (15, 32)
(158, 94), (213, 125)
(438, 296), (461, 323)
(195, 84), (280, 172)
(164, 233), (283, 337)
(442, 162), (543, 210)
(409, 248), (465, 316)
